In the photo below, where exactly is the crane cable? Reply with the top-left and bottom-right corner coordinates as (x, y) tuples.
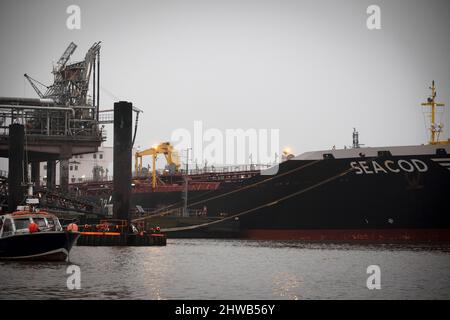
(132, 160), (321, 222)
(160, 166), (355, 232)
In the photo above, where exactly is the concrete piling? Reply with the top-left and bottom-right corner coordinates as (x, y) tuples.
(8, 124), (25, 212)
(113, 101), (133, 227)
(59, 159), (69, 193)
(46, 160), (56, 190)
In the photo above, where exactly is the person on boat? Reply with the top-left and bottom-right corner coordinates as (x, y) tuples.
(28, 222), (40, 233)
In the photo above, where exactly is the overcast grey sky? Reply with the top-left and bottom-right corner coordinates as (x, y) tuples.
(1, 0), (449, 165)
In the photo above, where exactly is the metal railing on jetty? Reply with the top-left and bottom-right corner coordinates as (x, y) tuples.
(0, 105), (104, 139)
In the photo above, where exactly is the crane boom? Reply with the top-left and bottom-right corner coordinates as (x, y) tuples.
(23, 74), (47, 98)
(56, 42), (77, 69)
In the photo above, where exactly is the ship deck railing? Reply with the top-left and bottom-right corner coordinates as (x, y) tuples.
(68, 164), (274, 185)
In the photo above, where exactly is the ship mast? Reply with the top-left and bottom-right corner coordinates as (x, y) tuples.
(421, 81), (447, 144)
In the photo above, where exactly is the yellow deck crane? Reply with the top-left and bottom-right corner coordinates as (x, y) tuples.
(135, 142), (181, 189)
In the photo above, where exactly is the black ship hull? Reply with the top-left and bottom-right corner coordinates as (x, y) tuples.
(0, 231), (80, 261)
(131, 145), (450, 242)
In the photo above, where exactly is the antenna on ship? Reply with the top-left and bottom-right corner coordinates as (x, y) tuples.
(352, 128), (364, 149)
(352, 128), (360, 148)
(421, 80), (447, 145)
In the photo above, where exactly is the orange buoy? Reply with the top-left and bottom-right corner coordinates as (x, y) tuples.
(67, 223), (79, 232)
(28, 222), (39, 233)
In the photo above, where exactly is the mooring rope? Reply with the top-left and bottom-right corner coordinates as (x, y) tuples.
(132, 160), (321, 222)
(160, 166), (355, 232)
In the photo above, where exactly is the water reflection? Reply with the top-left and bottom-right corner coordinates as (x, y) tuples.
(272, 272), (301, 300)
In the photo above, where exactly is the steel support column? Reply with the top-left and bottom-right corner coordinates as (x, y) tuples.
(113, 101), (132, 226)
(59, 159), (69, 193)
(47, 160), (56, 190)
(8, 124), (24, 212)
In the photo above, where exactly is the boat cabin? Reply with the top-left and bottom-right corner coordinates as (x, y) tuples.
(0, 211), (62, 238)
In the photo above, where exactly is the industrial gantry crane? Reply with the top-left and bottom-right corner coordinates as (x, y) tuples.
(135, 142), (181, 189)
(24, 41), (101, 107)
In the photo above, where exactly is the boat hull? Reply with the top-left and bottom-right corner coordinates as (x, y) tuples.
(0, 231), (80, 261)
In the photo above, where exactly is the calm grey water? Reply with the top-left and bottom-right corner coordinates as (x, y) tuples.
(1, 239), (449, 299)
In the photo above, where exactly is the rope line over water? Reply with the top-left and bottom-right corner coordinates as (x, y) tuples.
(132, 160), (321, 222)
(160, 166), (355, 233)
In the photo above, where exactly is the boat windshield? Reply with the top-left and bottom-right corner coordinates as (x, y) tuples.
(32, 217), (47, 230)
(13, 218), (31, 231)
(46, 217), (62, 231)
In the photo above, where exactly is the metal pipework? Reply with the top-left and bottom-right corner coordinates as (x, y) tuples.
(0, 96), (55, 106)
(0, 104), (75, 115)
